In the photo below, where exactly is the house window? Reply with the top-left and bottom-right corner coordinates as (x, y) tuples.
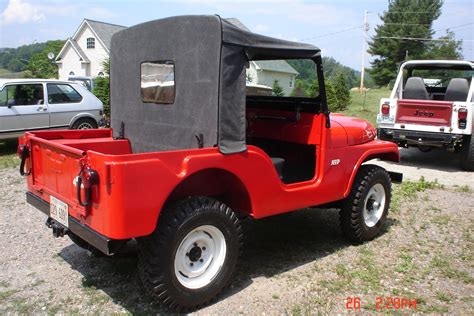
(69, 71), (75, 76)
(86, 37), (95, 49)
(141, 61), (175, 104)
(47, 83), (83, 104)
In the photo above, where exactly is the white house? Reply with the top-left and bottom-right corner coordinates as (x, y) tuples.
(55, 19), (125, 80)
(227, 18), (298, 96)
(57, 18), (297, 95)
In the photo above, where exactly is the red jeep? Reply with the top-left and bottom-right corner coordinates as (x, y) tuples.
(19, 16), (401, 311)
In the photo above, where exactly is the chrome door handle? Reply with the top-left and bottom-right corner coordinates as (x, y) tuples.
(37, 106), (47, 112)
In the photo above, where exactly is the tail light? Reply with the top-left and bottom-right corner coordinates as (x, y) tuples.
(381, 103), (390, 116)
(458, 108), (467, 129)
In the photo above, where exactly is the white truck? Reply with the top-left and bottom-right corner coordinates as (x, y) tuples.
(377, 60), (474, 171)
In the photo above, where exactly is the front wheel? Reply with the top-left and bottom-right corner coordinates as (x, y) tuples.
(138, 197), (242, 312)
(340, 165), (391, 243)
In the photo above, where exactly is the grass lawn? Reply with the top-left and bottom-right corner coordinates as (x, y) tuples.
(341, 88), (391, 125)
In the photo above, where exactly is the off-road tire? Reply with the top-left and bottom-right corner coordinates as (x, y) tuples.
(460, 136), (474, 171)
(138, 197), (243, 312)
(340, 165), (391, 243)
(71, 117), (98, 130)
(68, 233), (104, 257)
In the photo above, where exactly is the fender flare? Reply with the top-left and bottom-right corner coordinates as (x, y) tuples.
(69, 113), (99, 128)
(343, 147), (400, 197)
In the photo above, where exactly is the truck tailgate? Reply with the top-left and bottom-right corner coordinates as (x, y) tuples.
(29, 135), (86, 214)
(395, 99), (453, 126)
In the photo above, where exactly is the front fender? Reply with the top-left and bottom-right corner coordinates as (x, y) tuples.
(343, 140), (400, 196)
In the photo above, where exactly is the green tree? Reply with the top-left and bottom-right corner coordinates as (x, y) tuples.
(325, 80), (339, 112)
(291, 79), (309, 97)
(333, 73), (350, 111)
(425, 30), (462, 59)
(306, 79), (319, 97)
(23, 40), (64, 78)
(272, 80), (284, 96)
(368, 0), (443, 86)
(93, 59), (110, 116)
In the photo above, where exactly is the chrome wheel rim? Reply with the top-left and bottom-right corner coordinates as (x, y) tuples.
(174, 225), (226, 289)
(363, 183), (386, 227)
(77, 122), (94, 129)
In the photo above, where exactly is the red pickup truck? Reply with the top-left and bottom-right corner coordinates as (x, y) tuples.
(19, 16), (401, 311)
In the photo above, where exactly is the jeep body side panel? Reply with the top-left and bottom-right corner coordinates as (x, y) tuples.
(21, 126), (398, 240)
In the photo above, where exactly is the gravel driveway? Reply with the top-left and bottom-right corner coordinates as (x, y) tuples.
(0, 164), (473, 314)
(372, 147), (474, 188)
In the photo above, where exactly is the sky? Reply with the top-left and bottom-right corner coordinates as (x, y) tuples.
(0, 0), (472, 70)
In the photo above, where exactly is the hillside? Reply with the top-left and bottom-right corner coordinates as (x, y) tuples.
(0, 42), (49, 72)
(287, 57), (373, 89)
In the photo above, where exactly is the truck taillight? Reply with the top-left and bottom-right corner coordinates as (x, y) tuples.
(458, 108), (468, 120)
(381, 103), (390, 116)
(458, 108), (467, 129)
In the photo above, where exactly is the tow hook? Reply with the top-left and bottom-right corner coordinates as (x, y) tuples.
(18, 145), (31, 176)
(46, 218), (69, 238)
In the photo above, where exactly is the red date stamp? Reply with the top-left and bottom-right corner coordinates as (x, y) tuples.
(346, 296), (417, 310)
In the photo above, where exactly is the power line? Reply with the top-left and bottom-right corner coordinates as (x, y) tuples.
(301, 25), (363, 41)
(377, 36), (474, 42)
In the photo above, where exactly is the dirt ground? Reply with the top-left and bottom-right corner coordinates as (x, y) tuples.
(0, 164), (473, 314)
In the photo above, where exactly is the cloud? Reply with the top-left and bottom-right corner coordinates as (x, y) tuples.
(254, 23), (269, 33)
(85, 7), (117, 20)
(1, 0), (45, 25)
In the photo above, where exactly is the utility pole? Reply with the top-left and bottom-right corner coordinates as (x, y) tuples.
(359, 10), (369, 93)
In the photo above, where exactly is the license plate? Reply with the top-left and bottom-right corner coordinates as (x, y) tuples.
(50, 196), (69, 228)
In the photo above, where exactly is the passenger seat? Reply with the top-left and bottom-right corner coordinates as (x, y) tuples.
(270, 157), (285, 180)
(403, 77), (429, 100)
(444, 78), (469, 102)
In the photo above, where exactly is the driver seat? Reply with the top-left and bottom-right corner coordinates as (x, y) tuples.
(403, 77), (429, 100)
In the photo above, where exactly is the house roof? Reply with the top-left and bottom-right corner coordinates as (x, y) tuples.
(227, 18), (299, 75)
(85, 19), (126, 50)
(55, 38), (90, 63)
(253, 60), (298, 74)
(69, 39), (90, 63)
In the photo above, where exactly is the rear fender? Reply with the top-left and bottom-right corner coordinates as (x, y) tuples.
(166, 168), (253, 216)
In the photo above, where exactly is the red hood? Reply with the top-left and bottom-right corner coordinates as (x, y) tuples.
(330, 114), (376, 146)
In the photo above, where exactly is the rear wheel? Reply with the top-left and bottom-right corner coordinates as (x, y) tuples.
(460, 136), (474, 171)
(138, 197), (242, 312)
(71, 118), (98, 130)
(340, 165), (391, 243)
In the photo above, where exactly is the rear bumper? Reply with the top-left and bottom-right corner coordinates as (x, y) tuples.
(26, 192), (122, 255)
(378, 128), (464, 146)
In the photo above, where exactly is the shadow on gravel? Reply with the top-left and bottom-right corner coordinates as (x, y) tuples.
(59, 207), (392, 313)
(397, 147), (462, 172)
(0, 139), (18, 155)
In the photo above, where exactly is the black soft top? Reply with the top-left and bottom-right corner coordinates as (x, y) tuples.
(110, 15), (321, 154)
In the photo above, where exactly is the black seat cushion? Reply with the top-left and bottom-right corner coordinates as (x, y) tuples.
(444, 78), (469, 101)
(270, 157), (285, 179)
(403, 77), (429, 100)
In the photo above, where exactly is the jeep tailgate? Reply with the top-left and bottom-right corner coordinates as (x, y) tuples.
(27, 135), (86, 215)
(395, 99), (453, 126)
